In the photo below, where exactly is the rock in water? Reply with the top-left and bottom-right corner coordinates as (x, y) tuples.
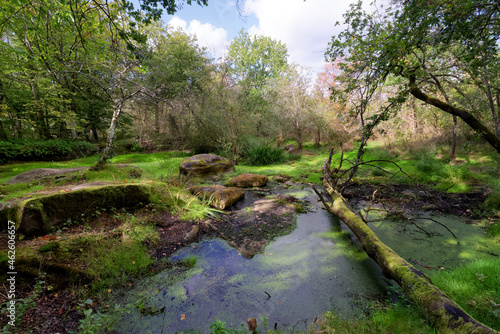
(225, 173), (268, 188)
(179, 154), (233, 176)
(188, 185), (244, 210)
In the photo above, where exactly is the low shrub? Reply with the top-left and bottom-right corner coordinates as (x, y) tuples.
(242, 140), (286, 166)
(0, 139), (96, 163)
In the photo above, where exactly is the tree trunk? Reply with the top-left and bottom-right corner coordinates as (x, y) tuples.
(30, 80), (50, 139)
(0, 119), (8, 141)
(315, 125), (321, 148)
(483, 66), (500, 137)
(409, 75), (500, 154)
(316, 155), (497, 333)
(91, 124), (98, 141)
(451, 115), (457, 160)
(410, 95), (418, 134)
(155, 103), (161, 134)
(0, 86), (8, 140)
(295, 118), (303, 150)
(91, 103), (122, 170)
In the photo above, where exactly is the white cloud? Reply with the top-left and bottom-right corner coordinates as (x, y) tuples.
(168, 16), (229, 60)
(244, 0), (357, 73)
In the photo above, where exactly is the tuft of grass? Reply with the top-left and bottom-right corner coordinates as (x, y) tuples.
(180, 256), (198, 269)
(431, 258), (500, 330)
(486, 221), (500, 239)
(243, 141), (286, 166)
(306, 305), (436, 334)
(484, 179), (500, 214)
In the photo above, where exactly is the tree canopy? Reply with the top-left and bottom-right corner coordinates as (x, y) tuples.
(326, 0), (500, 153)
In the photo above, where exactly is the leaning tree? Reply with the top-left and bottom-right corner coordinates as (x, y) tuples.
(317, 1), (500, 332)
(327, 0), (500, 154)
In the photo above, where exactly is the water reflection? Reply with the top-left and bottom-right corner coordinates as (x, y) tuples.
(113, 190), (387, 333)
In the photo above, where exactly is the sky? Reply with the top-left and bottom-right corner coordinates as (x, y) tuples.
(161, 0), (368, 77)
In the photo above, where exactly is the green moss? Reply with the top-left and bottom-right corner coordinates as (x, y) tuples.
(38, 242), (60, 253)
(6, 183), (154, 237)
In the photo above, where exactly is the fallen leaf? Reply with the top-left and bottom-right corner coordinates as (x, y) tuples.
(181, 314), (186, 320)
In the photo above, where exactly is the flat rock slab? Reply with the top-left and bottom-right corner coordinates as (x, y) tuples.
(188, 185), (244, 210)
(179, 154), (233, 176)
(4, 167), (89, 185)
(224, 173), (268, 188)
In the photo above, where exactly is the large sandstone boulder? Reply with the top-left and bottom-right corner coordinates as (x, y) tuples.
(224, 173), (268, 188)
(188, 185), (244, 210)
(0, 183), (152, 236)
(179, 154), (233, 176)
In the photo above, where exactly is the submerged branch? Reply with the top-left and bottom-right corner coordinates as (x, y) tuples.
(413, 217), (458, 240)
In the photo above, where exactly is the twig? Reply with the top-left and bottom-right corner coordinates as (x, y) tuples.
(413, 217), (458, 240)
(409, 221), (433, 237)
(311, 184), (331, 210)
(412, 259), (433, 270)
(442, 184), (455, 192)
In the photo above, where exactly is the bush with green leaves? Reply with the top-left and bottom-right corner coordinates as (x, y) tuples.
(242, 139), (286, 166)
(0, 139), (96, 163)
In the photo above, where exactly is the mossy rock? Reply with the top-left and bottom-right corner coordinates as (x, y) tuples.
(225, 173), (268, 188)
(4, 167), (89, 185)
(1, 183), (152, 237)
(179, 154), (233, 176)
(188, 185), (244, 210)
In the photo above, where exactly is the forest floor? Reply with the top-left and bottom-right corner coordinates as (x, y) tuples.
(0, 206), (208, 333)
(1, 144), (499, 333)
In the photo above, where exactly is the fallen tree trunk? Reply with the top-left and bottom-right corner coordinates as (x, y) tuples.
(315, 155), (497, 333)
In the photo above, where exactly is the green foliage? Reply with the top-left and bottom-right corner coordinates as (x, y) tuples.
(209, 319), (230, 334)
(208, 319), (246, 334)
(484, 182), (500, 214)
(0, 139), (96, 164)
(486, 221), (500, 239)
(76, 299), (134, 334)
(431, 258), (500, 329)
(0, 274), (45, 330)
(38, 242), (60, 253)
(180, 256), (198, 269)
(308, 305), (436, 334)
(326, 0), (500, 154)
(227, 30), (289, 89)
(242, 140), (286, 166)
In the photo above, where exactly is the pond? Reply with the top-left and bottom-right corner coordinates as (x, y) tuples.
(110, 186), (493, 333)
(111, 188), (388, 333)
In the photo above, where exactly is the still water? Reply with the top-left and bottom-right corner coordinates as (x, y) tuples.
(113, 189), (388, 333)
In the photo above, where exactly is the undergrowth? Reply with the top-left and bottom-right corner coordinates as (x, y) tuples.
(0, 139), (96, 164)
(242, 140), (287, 166)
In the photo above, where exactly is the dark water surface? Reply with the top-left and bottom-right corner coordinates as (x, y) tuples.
(113, 188), (387, 333)
(112, 187), (493, 333)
